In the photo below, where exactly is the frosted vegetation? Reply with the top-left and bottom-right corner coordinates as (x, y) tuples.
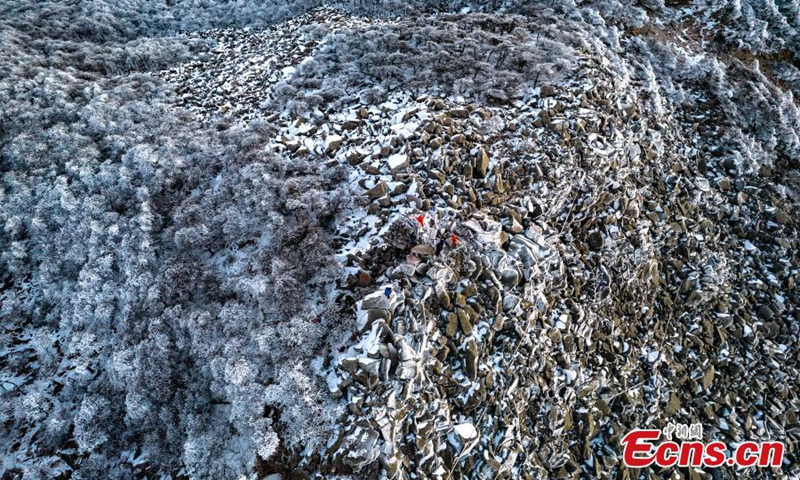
(0, 0), (798, 478)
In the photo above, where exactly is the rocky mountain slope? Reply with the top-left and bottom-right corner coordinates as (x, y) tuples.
(1, 1), (799, 479)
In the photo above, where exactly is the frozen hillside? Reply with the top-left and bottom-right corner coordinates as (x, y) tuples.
(1, 1), (798, 479)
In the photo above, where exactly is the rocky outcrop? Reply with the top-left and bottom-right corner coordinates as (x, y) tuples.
(157, 7), (800, 479)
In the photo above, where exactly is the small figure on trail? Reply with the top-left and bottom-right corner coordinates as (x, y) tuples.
(384, 287), (393, 298)
(450, 234), (459, 247)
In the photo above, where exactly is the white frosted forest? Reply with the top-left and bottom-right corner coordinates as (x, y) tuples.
(0, 0), (798, 479)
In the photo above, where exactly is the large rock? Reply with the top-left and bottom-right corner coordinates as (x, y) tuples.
(342, 427), (380, 470)
(464, 339), (479, 380)
(325, 134), (344, 153)
(475, 149), (490, 178)
(365, 181), (387, 199)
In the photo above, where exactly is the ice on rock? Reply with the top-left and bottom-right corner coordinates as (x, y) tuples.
(387, 153), (409, 171)
(647, 350), (660, 363)
(453, 423), (478, 441)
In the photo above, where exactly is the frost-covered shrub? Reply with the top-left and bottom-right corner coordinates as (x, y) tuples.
(705, 0), (799, 54)
(74, 395), (113, 453)
(0, 0), (323, 43)
(0, 21), (349, 478)
(624, 35), (800, 174)
(272, 13), (579, 109)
